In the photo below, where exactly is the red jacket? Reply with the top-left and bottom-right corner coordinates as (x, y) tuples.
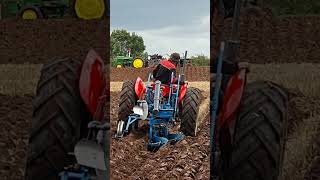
(153, 60), (178, 84)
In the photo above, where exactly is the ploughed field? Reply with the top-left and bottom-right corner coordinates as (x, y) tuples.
(0, 64), (320, 179)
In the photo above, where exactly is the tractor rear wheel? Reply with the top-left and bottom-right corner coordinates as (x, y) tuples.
(221, 81), (288, 180)
(118, 79), (139, 133)
(133, 58), (144, 68)
(75, 0), (105, 19)
(180, 87), (201, 136)
(25, 58), (90, 180)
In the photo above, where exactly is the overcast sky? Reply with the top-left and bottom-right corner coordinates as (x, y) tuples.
(110, 0), (210, 57)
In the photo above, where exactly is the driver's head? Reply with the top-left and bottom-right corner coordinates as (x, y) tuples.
(169, 53), (180, 66)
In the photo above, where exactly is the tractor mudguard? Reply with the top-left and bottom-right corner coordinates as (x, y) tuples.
(178, 84), (188, 103)
(217, 69), (246, 144)
(134, 77), (146, 99)
(79, 49), (107, 121)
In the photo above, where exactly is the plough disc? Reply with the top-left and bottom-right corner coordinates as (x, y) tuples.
(115, 120), (125, 138)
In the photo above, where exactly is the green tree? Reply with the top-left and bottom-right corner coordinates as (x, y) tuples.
(110, 29), (146, 58)
(190, 55), (210, 66)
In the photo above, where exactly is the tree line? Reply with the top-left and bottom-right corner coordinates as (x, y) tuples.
(110, 29), (209, 66)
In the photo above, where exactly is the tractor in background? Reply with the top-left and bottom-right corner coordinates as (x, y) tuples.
(0, 0), (107, 19)
(144, 53), (190, 68)
(115, 51), (202, 151)
(112, 48), (144, 68)
(144, 54), (164, 68)
(210, 0), (288, 180)
(25, 49), (110, 180)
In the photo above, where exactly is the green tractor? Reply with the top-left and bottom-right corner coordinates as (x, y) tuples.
(112, 49), (144, 68)
(0, 0), (108, 19)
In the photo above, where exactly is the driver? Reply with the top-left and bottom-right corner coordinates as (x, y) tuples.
(152, 53), (182, 85)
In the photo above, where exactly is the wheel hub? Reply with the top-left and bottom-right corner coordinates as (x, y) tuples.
(22, 10), (37, 19)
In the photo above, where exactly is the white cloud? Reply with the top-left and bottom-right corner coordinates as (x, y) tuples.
(111, 14), (210, 57)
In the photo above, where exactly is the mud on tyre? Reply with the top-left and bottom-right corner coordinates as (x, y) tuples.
(221, 81), (288, 180)
(25, 58), (91, 180)
(180, 87), (202, 136)
(118, 79), (139, 133)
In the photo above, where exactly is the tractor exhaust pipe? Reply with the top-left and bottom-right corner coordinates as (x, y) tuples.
(180, 51), (187, 82)
(153, 80), (161, 115)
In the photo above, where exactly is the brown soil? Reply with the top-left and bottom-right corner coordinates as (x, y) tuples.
(110, 92), (210, 180)
(284, 89), (320, 180)
(0, 86), (318, 179)
(110, 66), (210, 82)
(0, 19), (109, 64)
(287, 89), (320, 134)
(0, 94), (32, 180)
(211, 7), (320, 64)
(306, 155), (320, 180)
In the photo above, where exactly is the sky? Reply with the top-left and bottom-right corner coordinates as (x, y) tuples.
(110, 0), (210, 57)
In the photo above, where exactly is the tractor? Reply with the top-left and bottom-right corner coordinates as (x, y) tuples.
(0, 0), (107, 19)
(112, 48), (144, 68)
(25, 49), (110, 180)
(211, 0), (288, 180)
(144, 54), (164, 68)
(144, 54), (191, 68)
(115, 51), (202, 151)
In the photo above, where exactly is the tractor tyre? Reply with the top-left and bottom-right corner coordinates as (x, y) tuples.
(221, 81), (288, 180)
(180, 87), (201, 136)
(75, 0), (105, 19)
(25, 58), (90, 180)
(118, 79), (139, 133)
(133, 58), (144, 68)
(19, 6), (43, 19)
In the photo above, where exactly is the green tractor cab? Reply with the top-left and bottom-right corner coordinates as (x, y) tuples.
(112, 56), (133, 68)
(0, 0), (108, 19)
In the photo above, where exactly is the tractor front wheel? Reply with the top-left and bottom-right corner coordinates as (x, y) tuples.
(118, 79), (139, 134)
(20, 6), (43, 19)
(180, 87), (201, 136)
(221, 81), (288, 180)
